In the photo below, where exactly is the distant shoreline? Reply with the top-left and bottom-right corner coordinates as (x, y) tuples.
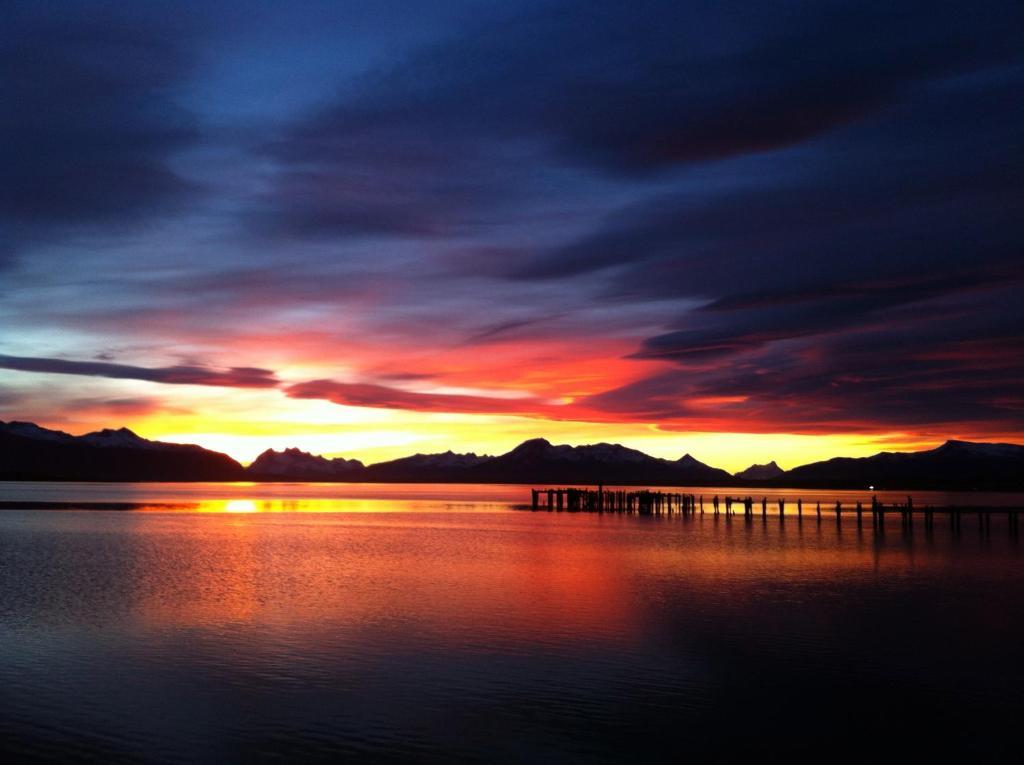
(4, 422), (1023, 490)
(1, 477), (1022, 492)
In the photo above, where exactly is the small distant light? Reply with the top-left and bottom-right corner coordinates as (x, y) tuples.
(869, 485), (874, 491)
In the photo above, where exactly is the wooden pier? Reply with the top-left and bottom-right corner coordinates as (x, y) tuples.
(529, 487), (1022, 534)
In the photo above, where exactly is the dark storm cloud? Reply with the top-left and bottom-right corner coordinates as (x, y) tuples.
(0, 355), (279, 389)
(258, 126), (544, 240)
(1, 3), (200, 237)
(635, 268), (1017, 363)
(268, 0), (1023, 186)
(502, 48), (1024, 434)
(584, 285), (1024, 433)
(514, 66), (1024, 286)
(550, 42), (1024, 432)
(539, 0), (1022, 173)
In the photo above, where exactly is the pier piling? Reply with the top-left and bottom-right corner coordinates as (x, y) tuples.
(524, 488), (1021, 537)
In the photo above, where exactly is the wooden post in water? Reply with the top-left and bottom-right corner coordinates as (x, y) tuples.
(523, 488), (1024, 544)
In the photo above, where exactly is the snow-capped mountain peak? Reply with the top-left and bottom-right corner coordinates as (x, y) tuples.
(0, 421), (74, 442)
(80, 427), (159, 450)
(933, 440), (1024, 458)
(249, 448), (364, 477)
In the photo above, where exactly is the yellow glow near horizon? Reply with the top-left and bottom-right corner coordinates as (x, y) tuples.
(16, 373), (945, 472)
(133, 407), (934, 472)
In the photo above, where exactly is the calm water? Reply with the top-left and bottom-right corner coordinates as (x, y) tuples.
(1, 483), (1022, 763)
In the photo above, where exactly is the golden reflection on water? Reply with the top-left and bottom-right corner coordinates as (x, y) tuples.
(119, 505), (1022, 650)
(129, 511), (644, 640)
(182, 497), (505, 513)
(2, 494), (1022, 762)
(0, 483), (1019, 650)
(2, 491), (1022, 765)
(223, 499), (257, 513)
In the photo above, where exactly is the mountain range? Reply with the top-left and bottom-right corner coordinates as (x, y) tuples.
(2, 421), (1022, 489)
(0, 422), (243, 481)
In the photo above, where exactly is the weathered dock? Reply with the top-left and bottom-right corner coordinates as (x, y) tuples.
(529, 487), (1022, 535)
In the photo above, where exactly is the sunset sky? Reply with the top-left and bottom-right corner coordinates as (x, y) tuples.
(2, 1), (1022, 470)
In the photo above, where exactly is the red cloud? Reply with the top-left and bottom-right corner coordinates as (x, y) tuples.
(285, 379), (549, 416)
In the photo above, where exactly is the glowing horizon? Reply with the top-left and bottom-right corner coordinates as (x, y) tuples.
(0, 368), (985, 472)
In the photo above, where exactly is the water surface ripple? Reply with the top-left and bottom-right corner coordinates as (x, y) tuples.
(0, 483), (1021, 762)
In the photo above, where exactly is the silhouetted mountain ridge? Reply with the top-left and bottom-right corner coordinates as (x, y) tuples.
(735, 460), (784, 480)
(462, 439), (732, 484)
(366, 450), (490, 482)
(775, 440), (1024, 489)
(248, 447), (364, 480)
(2, 421), (1022, 488)
(0, 421), (243, 481)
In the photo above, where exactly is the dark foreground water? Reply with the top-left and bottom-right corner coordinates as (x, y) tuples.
(1, 483), (1022, 763)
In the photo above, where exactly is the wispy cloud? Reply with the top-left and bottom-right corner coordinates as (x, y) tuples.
(285, 379), (549, 416)
(0, 355), (279, 388)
